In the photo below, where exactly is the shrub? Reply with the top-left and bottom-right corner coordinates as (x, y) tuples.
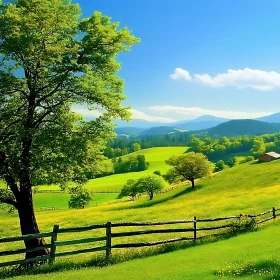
(239, 156), (254, 164)
(230, 217), (257, 235)
(153, 170), (162, 176)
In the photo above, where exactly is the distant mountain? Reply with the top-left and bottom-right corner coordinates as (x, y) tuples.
(257, 112), (280, 123)
(114, 119), (170, 128)
(114, 127), (146, 136)
(113, 113), (280, 138)
(138, 126), (187, 136)
(205, 119), (280, 137)
(172, 115), (229, 131)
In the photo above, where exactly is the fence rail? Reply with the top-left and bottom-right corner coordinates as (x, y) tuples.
(0, 206), (279, 268)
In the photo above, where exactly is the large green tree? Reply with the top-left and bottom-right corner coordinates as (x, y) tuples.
(0, 0), (139, 259)
(164, 152), (213, 189)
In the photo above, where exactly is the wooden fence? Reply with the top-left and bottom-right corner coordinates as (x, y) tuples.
(0, 207), (279, 268)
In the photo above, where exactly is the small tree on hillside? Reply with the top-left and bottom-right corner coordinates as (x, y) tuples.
(68, 186), (92, 209)
(118, 179), (139, 201)
(214, 160), (226, 172)
(136, 175), (164, 200)
(227, 156), (238, 167)
(164, 152), (213, 189)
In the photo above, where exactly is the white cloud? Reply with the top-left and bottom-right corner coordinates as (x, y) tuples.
(170, 68), (192, 81)
(131, 109), (175, 123)
(149, 105), (272, 120)
(72, 107), (175, 123)
(72, 108), (101, 118)
(170, 67), (280, 90)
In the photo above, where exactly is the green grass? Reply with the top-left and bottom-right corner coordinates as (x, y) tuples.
(84, 147), (187, 192)
(33, 193), (118, 210)
(5, 221), (280, 280)
(1, 157), (280, 278)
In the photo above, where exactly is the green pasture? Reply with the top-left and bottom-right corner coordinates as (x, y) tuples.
(70, 147), (186, 192)
(33, 193), (118, 210)
(8, 221), (280, 280)
(1, 159), (280, 242)
(1, 157), (280, 279)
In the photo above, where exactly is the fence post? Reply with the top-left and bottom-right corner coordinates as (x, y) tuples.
(273, 207), (276, 219)
(50, 224), (59, 264)
(106, 222), (112, 258)
(193, 216), (197, 241)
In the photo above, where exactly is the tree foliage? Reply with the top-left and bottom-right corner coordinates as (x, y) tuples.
(0, 0), (139, 257)
(117, 179), (138, 201)
(164, 152), (213, 188)
(135, 174), (164, 200)
(113, 154), (149, 174)
(214, 160), (226, 172)
(68, 186), (92, 209)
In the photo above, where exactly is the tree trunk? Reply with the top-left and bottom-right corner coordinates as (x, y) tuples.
(190, 179), (195, 189)
(149, 192), (154, 200)
(17, 182), (49, 261)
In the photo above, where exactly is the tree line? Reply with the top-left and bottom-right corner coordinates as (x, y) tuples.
(189, 133), (280, 160)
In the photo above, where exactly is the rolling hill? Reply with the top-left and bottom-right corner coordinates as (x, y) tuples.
(114, 114), (280, 138)
(205, 119), (280, 137)
(2, 156), (280, 279)
(137, 126), (187, 136)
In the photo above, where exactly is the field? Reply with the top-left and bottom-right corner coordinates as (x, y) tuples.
(7, 221), (280, 280)
(1, 149), (280, 279)
(84, 146), (187, 192)
(18, 147), (187, 211)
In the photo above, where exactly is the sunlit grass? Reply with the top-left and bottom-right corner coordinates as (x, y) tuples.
(1, 157), (280, 278)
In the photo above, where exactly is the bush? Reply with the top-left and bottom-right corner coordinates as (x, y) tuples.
(230, 217), (257, 235)
(214, 160), (225, 172)
(153, 170), (162, 176)
(239, 156), (254, 164)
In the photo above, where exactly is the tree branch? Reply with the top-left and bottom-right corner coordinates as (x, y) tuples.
(0, 197), (18, 209)
(0, 151), (20, 199)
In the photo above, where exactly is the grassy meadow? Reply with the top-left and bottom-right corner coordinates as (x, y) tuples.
(1, 148), (280, 279)
(19, 147), (187, 211)
(7, 221), (280, 280)
(84, 146), (187, 192)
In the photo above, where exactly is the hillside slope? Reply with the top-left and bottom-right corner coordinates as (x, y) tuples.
(206, 119), (280, 137)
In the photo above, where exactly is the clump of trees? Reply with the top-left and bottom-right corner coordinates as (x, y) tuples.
(190, 134), (280, 161)
(85, 154), (149, 179)
(104, 142), (142, 158)
(164, 152), (213, 189)
(113, 155), (149, 174)
(118, 174), (164, 200)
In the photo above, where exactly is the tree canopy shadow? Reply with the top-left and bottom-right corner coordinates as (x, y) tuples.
(114, 184), (203, 210)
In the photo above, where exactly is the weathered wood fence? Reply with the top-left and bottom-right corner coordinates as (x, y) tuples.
(0, 207), (279, 268)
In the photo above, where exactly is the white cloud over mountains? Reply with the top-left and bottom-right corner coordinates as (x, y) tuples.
(72, 106), (272, 123)
(170, 67), (280, 90)
(131, 109), (175, 123)
(149, 106), (272, 120)
(72, 107), (176, 123)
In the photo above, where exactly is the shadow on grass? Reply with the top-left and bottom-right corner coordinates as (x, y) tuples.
(215, 259), (280, 279)
(0, 230), (239, 279)
(115, 185), (203, 210)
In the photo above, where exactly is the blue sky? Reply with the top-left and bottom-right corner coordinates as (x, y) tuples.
(74, 0), (280, 122)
